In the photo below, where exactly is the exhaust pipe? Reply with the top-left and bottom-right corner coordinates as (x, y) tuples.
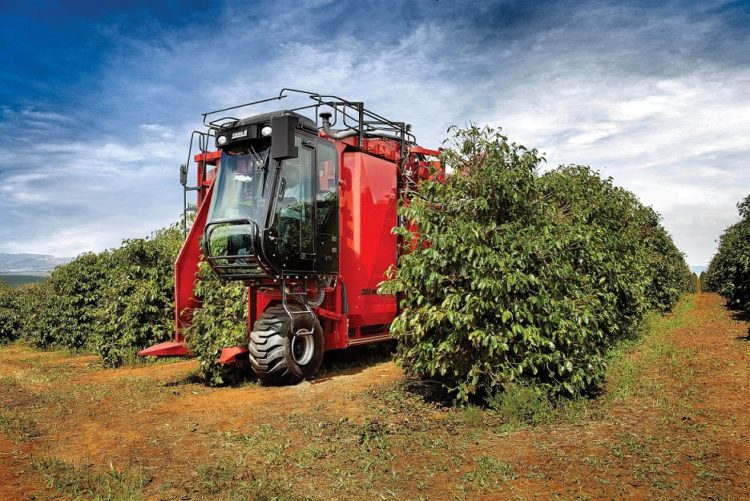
(319, 112), (358, 140)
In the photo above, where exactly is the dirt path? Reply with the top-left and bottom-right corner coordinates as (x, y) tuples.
(0, 292), (748, 499)
(494, 292), (750, 498)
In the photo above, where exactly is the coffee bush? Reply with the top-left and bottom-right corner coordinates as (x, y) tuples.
(185, 262), (249, 385)
(705, 195), (750, 314)
(0, 225), (182, 364)
(0, 282), (20, 344)
(381, 125), (693, 402)
(93, 225), (182, 366)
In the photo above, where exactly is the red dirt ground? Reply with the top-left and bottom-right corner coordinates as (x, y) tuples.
(0, 292), (748, 499)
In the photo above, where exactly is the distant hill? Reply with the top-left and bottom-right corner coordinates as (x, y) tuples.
(0, 274), (47, 287)
(0, 253), (72, 273)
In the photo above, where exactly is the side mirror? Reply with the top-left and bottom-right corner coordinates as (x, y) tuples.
(179, 163), (188, 186)
(271, 115), (298, 160)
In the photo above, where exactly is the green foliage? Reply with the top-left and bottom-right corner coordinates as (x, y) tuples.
(487, 384), (554, 426)
(93, 226), (182, 366)
(381, 125), (692, 402)
(0, 275), (45, 287)
(9, 253), (112, 351)
(47, 252), (112, 350)
(185, 262), (250, 385)
(2, 225), (182, 365)
(14, 280), (56, 346)
(0, 223), (247, 373)
(0, 282), (21, 344)
(705, 194), (750, 314)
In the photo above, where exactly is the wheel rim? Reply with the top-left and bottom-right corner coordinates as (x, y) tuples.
(291, 330), (314, 366)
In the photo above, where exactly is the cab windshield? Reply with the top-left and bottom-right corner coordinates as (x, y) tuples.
(205, 147), (272, 259)
(208, 147), (271, 223)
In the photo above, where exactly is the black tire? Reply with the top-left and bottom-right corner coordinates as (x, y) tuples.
(248, 304), (324, 385)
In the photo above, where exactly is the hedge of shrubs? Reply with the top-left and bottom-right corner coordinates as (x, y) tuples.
(0, 282), (21, 343)
(0, 224), (247, 382)
(0, 226), (183, 365)
(704, 195), (750, 315)
(0, 125), (694, 397)
(381, 126), (694, 401)
(184, 262), (248, 385)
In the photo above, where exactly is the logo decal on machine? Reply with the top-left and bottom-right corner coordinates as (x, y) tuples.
(231, 129), (248, 139)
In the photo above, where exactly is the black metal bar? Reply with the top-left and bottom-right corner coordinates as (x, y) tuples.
(249, 286), (257, 330)
(181, 130), (216, 237)
(357, 103), (364, 149)
(201, 88), (419, 162)
(202, 94), (288, 128)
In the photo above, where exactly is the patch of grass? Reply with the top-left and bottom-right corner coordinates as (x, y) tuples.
(0, 410), (40, 442)
(365, 382), (441, 418)
(612, 432), (681, 493)
(192, 454), (306, 500)
(461, 456), (517, 492)
(196, 460), (239, 495)
(488, 384), (555, 428)
(0, 373), (24, 391)
(459, 405), (485, 426)
(215, 410), (416, 498)
(33, 457), (149, 501)
(606, 311), (660, 400)
(606, 295), (697, 401)
(484, 382), (597, 431)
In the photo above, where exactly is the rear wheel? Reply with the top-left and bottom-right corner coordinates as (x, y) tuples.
(248, 304), (324, 385)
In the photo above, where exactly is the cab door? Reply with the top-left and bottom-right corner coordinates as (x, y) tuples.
(272, 135), (315, 272)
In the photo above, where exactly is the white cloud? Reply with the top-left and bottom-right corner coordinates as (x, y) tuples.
(2, 0), (748, 266)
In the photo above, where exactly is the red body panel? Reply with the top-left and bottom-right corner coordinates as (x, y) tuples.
(138, 340), (191, 357)
(338, 151), (398, 328)
(173, 182), (213, 343)
(219, 346), (249, 364)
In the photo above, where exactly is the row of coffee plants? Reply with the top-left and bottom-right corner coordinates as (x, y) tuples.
(380, 126), (694, 402)
(184, 262), (248, 385)
(704, 195), (750, 315)
(0, 125), (694, 393)
(0, 224), (248, 383)
(0, 226), (182, 366)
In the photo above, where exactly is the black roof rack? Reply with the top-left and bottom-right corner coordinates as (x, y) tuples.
(201, 88), (418, 156)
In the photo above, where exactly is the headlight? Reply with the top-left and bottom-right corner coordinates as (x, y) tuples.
(261, 126), (272, 137)
(217, 135), (228, 146)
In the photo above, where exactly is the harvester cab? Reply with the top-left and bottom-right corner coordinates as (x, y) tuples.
(139, 89), (440, 385)
(203, 110), (338, 282)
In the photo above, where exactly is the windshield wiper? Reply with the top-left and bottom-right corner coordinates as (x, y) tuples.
(247, 145), (268, 171)
(246, 146), (270, 196)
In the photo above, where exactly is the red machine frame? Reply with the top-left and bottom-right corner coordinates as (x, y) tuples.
(140, 92), (440, 365)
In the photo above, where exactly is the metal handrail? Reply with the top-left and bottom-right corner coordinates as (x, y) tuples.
(180, 129), (215, 236)
(200, 88), (417, 149)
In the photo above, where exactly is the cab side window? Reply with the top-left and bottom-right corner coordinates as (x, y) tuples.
(316, 141), (338, 235)
(276, 136), (314, 260)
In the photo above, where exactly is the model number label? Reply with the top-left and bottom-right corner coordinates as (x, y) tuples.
(231, 130), (248, 139)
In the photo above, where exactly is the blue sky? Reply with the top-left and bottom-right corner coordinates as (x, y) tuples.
(1, 0), (749, 265)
